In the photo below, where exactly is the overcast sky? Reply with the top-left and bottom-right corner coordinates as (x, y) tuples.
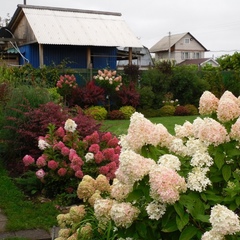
(1, 0), (240, 58)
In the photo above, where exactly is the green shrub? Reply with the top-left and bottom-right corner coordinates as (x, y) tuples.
(184, 104), (199, 115)
(138, 86), (155, 109)
(159, 105), (175, 116)
(47, 87), (62, 103)
(174, 105), (190, 116)
(119, 106), (136, 119)
(137, 108), (162, 118)
(84, 106), (108, 120)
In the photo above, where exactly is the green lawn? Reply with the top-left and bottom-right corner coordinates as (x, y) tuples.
(101, 115), (198, 136)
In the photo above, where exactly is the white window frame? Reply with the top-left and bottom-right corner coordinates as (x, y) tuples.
(193, 52), (200, 59)
(184, 38), (190, 44)
(181, 52), (190, 60)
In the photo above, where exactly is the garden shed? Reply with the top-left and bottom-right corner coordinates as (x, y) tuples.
(6, 4), (142, 69)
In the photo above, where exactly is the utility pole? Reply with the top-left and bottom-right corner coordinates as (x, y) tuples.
(168, 31), (171, 60)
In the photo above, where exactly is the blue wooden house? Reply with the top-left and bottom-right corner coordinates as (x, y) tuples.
(6, 4), (142, 69)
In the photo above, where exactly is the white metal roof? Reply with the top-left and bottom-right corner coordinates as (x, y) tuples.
(22, 6), (142, 48)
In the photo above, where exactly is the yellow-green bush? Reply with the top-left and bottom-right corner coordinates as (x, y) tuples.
(184, 104), (199, 115)
(84, 106), (108, 120)
(119, 106), (136, 119)
(159, 105), (175, 116)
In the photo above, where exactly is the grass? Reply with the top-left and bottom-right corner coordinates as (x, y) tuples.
(0, 115), (198, 232)
(0, 163), (59, 232)
(101, 115), (198, 136)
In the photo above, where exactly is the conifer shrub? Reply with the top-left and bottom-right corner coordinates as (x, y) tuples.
(119, 106), (136, 119)
(159, 105), (175, 116)
(138, 86), (155, 109)
(137, 108), (162, 118)
(84, 106), (108, 120)
(174, 105), (190, 116)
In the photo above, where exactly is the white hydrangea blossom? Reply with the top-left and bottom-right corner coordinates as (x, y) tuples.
(38, 139), (50, 150)
(146, 201), (166, 220)
(157, 154), (181, 171)
(201, 230), (225, 240)
(187, 167), (211, 192)
(190, 151), (213, 167)
(64, 119), (77, 132)
(85, 152), (94, 163)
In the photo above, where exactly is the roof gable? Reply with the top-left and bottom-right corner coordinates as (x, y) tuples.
(178, 58), (219, 66)
(149, 32), (207, 53)
(8, 4), (142, 48)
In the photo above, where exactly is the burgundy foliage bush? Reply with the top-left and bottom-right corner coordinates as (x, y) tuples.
(108, 110), (125, 120)
(174, 105), (190, 116)
(117, 82), (140, 108)
(67, 80), (105, 108)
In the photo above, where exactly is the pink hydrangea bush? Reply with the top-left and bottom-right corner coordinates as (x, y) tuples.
(55, 90), (240, 240)
(22, 119), (120, 199)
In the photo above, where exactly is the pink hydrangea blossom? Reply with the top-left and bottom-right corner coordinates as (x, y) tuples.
(230, 117), (240, 141)
(84, 131), (100, 144)
(101, 132), (113, 142)
(61, 146), (70, 156)
(58, 168), (67, 177)
(71, 154), (84, 166)
(102, 148), (115, 160)
(69, 149), (77, 161)
(75, 170), (84, 179)
(53, 141), (65, 150)
(55, 127), (65, 138)
(23, 155), (35, 166)
(94, 151), (104, 164)
(36, 169), (45, 179)
(107, 137), (119, 148)
(36, 155), (47, 167)
(193, 117), (229, 146)
(89, 144), (100, 154)
(217, 97), (240, 123)
(48, 160), (59, 170)
(149, 165), (187, 204)
(114, 146), (121, 154)
(199, 91), (219, 115)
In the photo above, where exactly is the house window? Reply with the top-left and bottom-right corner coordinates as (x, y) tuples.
(181, 52), (190, 59)
(184, 38), (190, 44)
(193, 52), (200, 59)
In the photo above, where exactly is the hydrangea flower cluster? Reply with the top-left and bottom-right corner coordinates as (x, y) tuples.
(22, 119), (120, 197)
(55, 90), (240, 240)
(93, 69), (122, 92)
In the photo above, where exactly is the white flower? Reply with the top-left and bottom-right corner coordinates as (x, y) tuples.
(190, 151), (213, 167)
(146, 201), (166, 220)
(64, 119), (77, 132)
(201, 230), (224, 240)
(209, 204), (240, 235)
(85, 152), (94, 163)
(157, 154), (181, 171)
(187, 167), (211, 192)
(38, 139), (50, 150)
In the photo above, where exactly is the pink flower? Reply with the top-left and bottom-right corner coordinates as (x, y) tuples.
(36, 156), (47, 167)
(69, 149), (77, 161)
(84, 131), (100, 144)
(149, 165), (187, 204)
(23, 155), (35, 166)
(75, 170), (84, 179)
(94, 151), (104, 164)
(71, 154), (84, 166)
(48, 160), (59, 170)
(230, 117), (240, 141)
(61, 146), (70, 156)
(99, 165), (110, 175)
(58, 168), (67, 177)
(199, 91), (219, 115)
(101, 132), (113, 142)
(102, 148), (115, 160)
(53, 141), (65, 150)
(107, 137), (119, 148)
(36, 169), (45, 179)
(89, 144), (100, 154)
(55, 127), (65, 138)
(71, 164), (81, 172)
(114, 146), (121, 154)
